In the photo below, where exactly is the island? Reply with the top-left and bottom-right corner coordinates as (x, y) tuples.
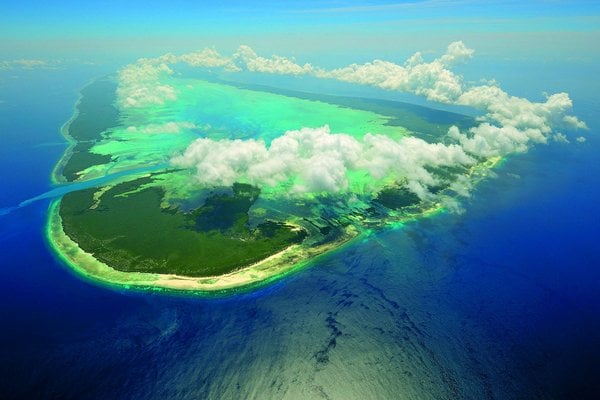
(47, 74), (497, 293)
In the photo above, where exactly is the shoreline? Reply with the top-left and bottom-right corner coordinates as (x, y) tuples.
(44, 75), (505, 296)
(51, 75), (118, 185)
(50, 90), (81, 185)
(45, 155), (502, 295)
(46, 199), (362, 294)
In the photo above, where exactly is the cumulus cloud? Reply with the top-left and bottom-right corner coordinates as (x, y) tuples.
(117, 61), (176, 108)
(563, 115), (588, 130)
(576, 136), (587, 143)
(177, 48), (240, 71)
(234, 45), (314, 75)
(116, 44), (317, 108)
(439, 41), (475, 66)
(315, 42), (469, 103)
(362, 133), (473, 198)
(118, 51), (238, 108)
(459, 86), (572, 131)
(171, 125), (473, 198)
(449, 123), (541, 158)
(449, 87), (585, 158)
(117, 42), (587, 203)
(117, 42), (586, 142)
(553, 133), (570, 143)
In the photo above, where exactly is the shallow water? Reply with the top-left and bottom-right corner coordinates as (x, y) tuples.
(0, 67), (598, 399)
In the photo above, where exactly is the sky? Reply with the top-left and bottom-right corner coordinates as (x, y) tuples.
(1, 1), (599, 63)
(1, 0), (598, 124)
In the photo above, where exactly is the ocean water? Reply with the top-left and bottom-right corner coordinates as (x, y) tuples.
(0, 67), (598, 399)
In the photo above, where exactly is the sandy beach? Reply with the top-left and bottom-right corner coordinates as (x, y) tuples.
(47, 199), (360, 293)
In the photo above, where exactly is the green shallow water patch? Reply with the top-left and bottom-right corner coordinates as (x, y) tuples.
(168, 78), (412, 142)
(228, 80), (475, 140)
(84, 79), (418, 179)
(70, 77), (475, 183)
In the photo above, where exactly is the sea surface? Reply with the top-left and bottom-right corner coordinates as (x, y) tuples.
(0, 66), (598, 399)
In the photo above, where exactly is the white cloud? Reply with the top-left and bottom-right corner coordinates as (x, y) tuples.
(439, 41), (475, 66)
(576, 136), (587, 143)
(553, 133), (570, 143)
(117, 61), (176, 108)
(234, 45), (314, 75)
(118, 41), (587, 203)
(449, 123), (545, 158)
(315, 42), (469, 103)
(171, 126), (473, 198)
(117, 42), (586, 143)
(361, 133), (472, 198)
(177, 48), (240, 72)
(458, 86), (574, 132)
(450, 87), (585, 158)
(563, 115), (588, 130)
(171, 137), (268, 188)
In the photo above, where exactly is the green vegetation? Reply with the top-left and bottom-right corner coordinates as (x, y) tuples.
(53, 76), (480, 286)
(61, 77), (119, 181)
(373, 187), (421, 210)
(62, 142), (112, 181)
(69, 78), (120, 141)
(60, 177), (307, 277)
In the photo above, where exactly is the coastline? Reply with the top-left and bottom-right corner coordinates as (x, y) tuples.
(50, 89), (82, 185)
(45, 75), (504, 295)
(46, 199), (362, 294)
(51, 75), (119, 185)
(45, 156), (503, 295)
(45, 75), (367, 294)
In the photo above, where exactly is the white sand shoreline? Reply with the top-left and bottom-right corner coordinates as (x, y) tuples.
(46, 199), (359, 293)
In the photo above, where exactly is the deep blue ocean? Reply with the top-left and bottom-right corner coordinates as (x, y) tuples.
(0, 66), (598, 399)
